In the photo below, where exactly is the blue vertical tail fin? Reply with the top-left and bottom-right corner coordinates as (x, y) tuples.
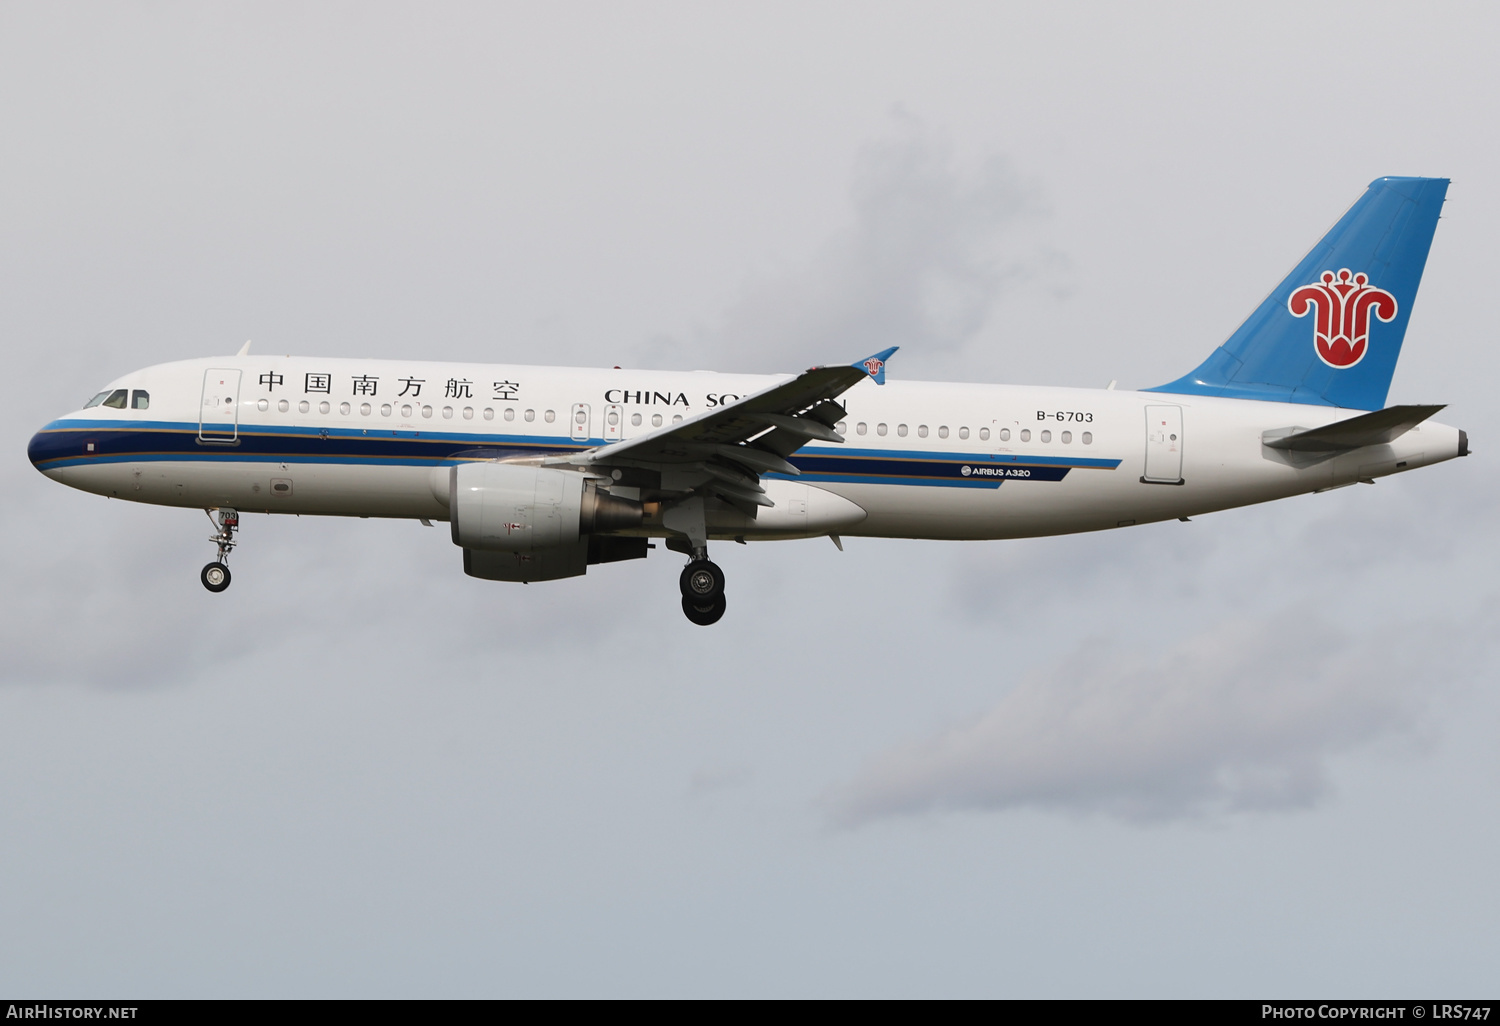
(1148, 177), (1448, 410)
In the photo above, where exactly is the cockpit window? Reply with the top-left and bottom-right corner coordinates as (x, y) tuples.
(131, 390), (150, 410)
(83, 390), (111, 408)
(101, 389), (128, 409)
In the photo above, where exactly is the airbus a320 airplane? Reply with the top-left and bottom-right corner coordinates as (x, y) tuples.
(28, 177), (1466, 624)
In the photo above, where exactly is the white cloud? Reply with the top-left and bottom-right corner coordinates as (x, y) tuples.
(827, 611), (1468, 826)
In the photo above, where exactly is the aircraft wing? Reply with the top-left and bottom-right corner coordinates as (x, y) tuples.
(567, 347), (896, 512)
(1262, 404), (1446, 452)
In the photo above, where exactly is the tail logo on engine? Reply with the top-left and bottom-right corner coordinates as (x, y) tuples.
(1288, 269), (1398, 369)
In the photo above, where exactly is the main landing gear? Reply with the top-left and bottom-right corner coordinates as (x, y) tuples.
(679, 556), (726, 626)
(663, 498), (726, 625)
(201, 508), (238, 593)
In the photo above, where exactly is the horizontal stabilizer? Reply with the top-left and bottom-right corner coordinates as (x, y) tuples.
(1263, 404), (1444, 452)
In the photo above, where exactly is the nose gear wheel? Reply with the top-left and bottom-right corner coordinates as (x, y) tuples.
(201, 562), (231, 592)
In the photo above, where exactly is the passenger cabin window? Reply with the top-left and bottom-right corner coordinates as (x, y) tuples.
(131, 390), (150, 410)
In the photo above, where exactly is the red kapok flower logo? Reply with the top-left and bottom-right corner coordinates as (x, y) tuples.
(1287, 268), (1398, 369)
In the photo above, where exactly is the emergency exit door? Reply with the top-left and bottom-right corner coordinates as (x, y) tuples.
(603, 404), (623, 441)
(570, 403), (592, 442)
(199, 369), (242, 442)
(1142, 405), (1184, 484)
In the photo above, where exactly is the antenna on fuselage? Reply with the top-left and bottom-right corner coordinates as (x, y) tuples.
(236, 340), (252, 356)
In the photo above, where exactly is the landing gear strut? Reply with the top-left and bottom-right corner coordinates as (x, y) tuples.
(201, 508), (238, 593)
(679, 555), (726, 626)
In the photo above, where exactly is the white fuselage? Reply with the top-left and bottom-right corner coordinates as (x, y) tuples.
(29, 355), (1463, 542)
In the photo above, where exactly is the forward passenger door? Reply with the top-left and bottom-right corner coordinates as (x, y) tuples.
(199, 369), (242, 442)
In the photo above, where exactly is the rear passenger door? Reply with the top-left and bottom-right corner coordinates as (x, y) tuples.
(1142, 404), (1184, 484)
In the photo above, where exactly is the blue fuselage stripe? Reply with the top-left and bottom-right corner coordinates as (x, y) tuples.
(28, 421), (1123, 485)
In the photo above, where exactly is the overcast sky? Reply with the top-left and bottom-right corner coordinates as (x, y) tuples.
(2, 1), (1497, 997)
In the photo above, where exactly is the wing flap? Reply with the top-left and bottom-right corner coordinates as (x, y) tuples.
(750, 413), (845, 443)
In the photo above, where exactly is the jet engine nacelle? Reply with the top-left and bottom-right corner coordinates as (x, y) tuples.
(449, 462), (644, 582)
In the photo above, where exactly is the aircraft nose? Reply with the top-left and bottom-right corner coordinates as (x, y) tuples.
(27, 424), (64, 475)
(27, 429), (43, 469)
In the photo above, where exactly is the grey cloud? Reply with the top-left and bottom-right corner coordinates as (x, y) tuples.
(688, 764), (753, 795)
(636, 111), (1059, 374)
(0, 494), (658, 689)
(827, 611), (1470, 826)
(945, 459), (1493, 633)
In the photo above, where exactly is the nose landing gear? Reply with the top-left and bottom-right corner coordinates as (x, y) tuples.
(679, 555), (726, 625)
(201, 508), (238, 593)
